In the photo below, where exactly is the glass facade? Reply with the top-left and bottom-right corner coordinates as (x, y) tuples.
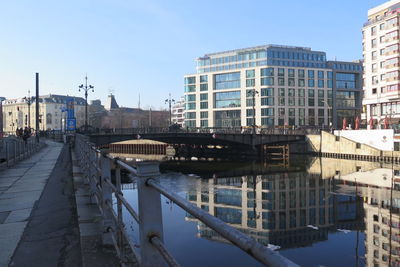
(336, 73), (357, 89)
(215, 72), (241, 90)
(214, 110), (241, 127)
(214, 91), (241, 108)
(186, 45), (362, 128)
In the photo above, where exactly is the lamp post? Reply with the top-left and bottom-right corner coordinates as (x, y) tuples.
(246, 90), (259, 135)
(79, 75), (94, 132)
(165, 93), (175, 126)
(23, 90), (32, 129)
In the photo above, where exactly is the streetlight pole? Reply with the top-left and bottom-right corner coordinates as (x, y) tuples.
(23, 90), (32, 129)
(247, 90), (259, 151)
(247, 90), (259, 135)
(79, 75), (94, 132)
(165, 93), (175, 126)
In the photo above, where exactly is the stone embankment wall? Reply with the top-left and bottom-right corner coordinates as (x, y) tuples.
(306, 131), (400, 161)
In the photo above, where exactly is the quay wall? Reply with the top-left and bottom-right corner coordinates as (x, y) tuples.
(306, 131), (400, 161)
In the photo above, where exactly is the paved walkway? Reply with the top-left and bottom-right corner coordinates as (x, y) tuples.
(0, 141), (81, 267)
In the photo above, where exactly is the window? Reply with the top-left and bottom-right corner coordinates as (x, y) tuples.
(214, 91), (241, 108)
(200, 102), (208, 109)
(278, 77), (285, 86)
(288, 88), (295, 97)
(318, 71), (324, 79)
(308, 70), (314, 78)
(200, 120), (208, 127)
(371, 38), (377, 48)
(261, 77), (274, 86)
(184, 85), (196, 92)
(308, 79), (315, 87)
(261, 68), (274, 76)
(186, 94), (196, 101)
(279, 88), (285, 96)
(185, 112), (196, 119)
(185, 77), (196, 84)
(200, 111), (208, 118)
(200, 75), (208, 83)
(298, 69), (305, 78)
(278, 68), (285, 76)
(371, 26), (376, 35)
(261, 88), (274, 96)
(214, 72), (240, 90)
(200, 84), (208, 91)
(318, 80), (324, 88)
(261, 108), (274, 116)
(261, 97), (274, 105)
(246, 79), (255, 87)
(246, 69), (255, 78)
(288, 78), (295, 86)
(288, 69), (295, 77)
(336, 73), (356, 89)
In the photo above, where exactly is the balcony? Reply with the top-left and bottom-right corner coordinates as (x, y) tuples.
(385, 36), (400, 43)
(386, 76), (400, 82)
(385, 49), (400, 56)
(385, 63), (400, 69)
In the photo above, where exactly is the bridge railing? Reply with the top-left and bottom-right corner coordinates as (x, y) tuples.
(0, 137), (40, 168)
(74, 134), (298, 267)
(88, 126), (322, 136)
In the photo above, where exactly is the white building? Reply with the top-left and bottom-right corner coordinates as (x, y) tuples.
(184, 45), (362, 129)
(2, 94), (86, 132)
(171, 96), (185, 126)
(362, 0), (400, 126)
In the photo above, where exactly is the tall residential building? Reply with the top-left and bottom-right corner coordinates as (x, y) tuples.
(184, 45), (362, 129)
(171, 96), (185, 126)
(363, 0), (400, 125)
(2, 94), (86, 132)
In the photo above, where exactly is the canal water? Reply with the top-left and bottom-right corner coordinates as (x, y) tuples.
(119, 156), (400, 267)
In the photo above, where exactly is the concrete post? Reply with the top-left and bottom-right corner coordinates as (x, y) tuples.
(6, 142), (9, 167)
(100, 151), (115, 245)
(137, 161), (164, 267)
(89, 149), (98, 204)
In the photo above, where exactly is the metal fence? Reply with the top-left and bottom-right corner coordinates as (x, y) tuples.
(74, 134), (298, 267)
(0, 137), (40, 168)
(87, 126), (322, 136)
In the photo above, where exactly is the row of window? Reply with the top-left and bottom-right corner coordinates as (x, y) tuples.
(186, 108), (329, 119)
(197, 49), (326, 67)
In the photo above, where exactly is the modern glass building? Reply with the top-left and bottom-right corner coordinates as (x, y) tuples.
(184, 45), (362, 128)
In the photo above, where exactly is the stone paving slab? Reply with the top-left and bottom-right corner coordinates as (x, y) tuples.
(0, 222), (27, 266)
(4, 208), (32, 223)
(0, 141), (63, 267)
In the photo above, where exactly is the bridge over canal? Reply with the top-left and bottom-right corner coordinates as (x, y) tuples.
(86, 127), (316, 159)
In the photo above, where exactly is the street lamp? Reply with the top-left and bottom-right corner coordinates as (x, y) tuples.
(246, 89), (259, 135)
(78, 75), (94, 132)
(23, 90), (33, 129)
(165, 93), (175, 126)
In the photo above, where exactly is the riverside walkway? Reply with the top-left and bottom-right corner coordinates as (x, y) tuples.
(0, 140), (120, 267)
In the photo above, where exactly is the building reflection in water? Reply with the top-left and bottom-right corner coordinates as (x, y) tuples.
(334, 163), (400, 267)
(185, 158), (400, 265)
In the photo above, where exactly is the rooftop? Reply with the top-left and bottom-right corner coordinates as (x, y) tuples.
(199, 44), (321, 60)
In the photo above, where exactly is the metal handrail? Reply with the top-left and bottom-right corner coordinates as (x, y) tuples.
(147, 178), (296, 267)
(87, 126), (324, 136)
(74, 134), (298, 267)
(0, 137), (40, 168)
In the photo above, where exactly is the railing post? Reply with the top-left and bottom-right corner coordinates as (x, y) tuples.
(100, 150), (115, 245)
(13, 141), (17, 165)
(137, 161), (164, 267)
(6, 141), (9, 167)
(115, 163), (125, 262)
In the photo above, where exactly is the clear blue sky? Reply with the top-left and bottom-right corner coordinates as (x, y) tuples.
(0, 0), (388, 109)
